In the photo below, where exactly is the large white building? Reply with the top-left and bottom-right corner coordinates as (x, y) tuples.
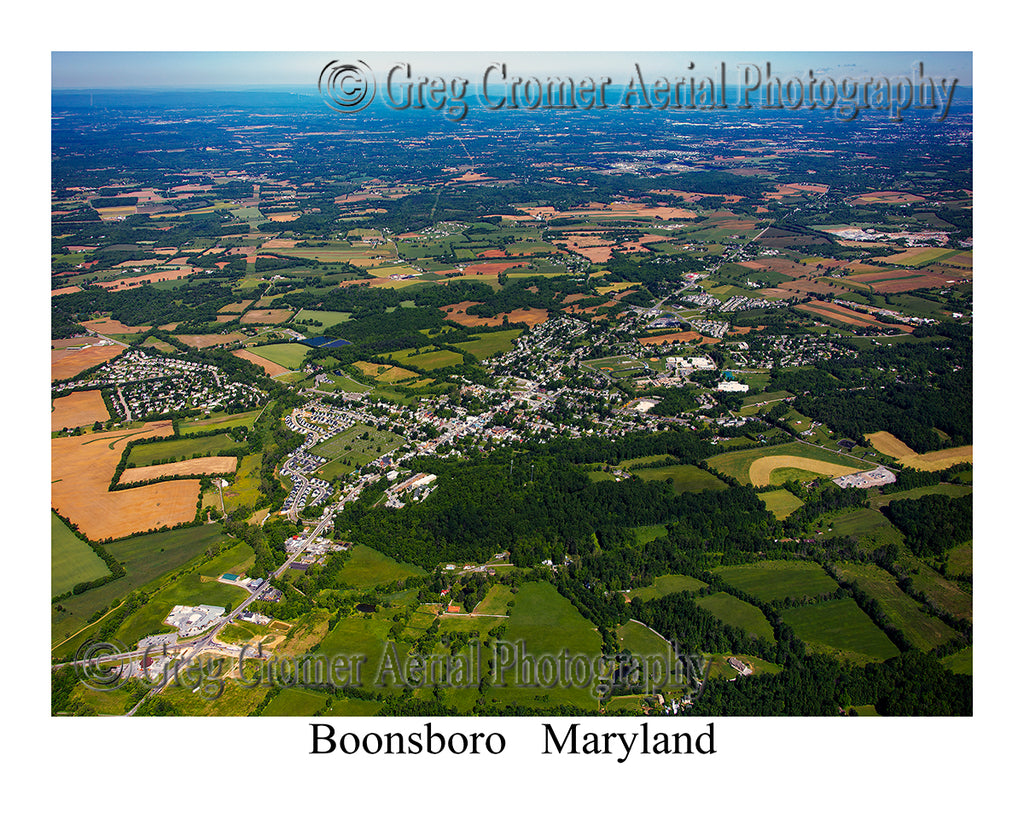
(716, 381), (749, 393)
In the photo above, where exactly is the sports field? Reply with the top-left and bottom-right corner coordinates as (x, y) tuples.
(706, 441), (866, 486)
(835, 562), (957, 651)
(696, 592), (775, 642)
(629, 574), (707, 601)
(781, 598), (900, 664)
(714, 561), (838, 602)
(51, 512), (109, 597)
(632, 464), (727, 493)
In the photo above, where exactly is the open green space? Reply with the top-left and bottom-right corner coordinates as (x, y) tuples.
(705, 653), (782, 681)
(633, 524), (669, 545)
(781, 598), (900, 664)
(825, 508), (904, 549)
(947, 541), (972, 578)
(111, 541), (255, 648)
(868, 484), (972, 509)
(617, 619), (673, 658)
(52, 524), (231, 653)
(940, 646), (972, 676)
(387, 347), (464, 371)
(293, 309), (352, 328)
(262, 687), (329, 716)
(324, 698), (385, 716)
(177, 409), (263, 434)
(317, 372), (370, 393)
(472, 583), (515, 615)
(757, 488), (804, 519)
(705, 440), (868, 485)
(629, 574), (707, 601)
(897, 553), (972, 622)
(222, 454), (261, 511)
(248, 343), (310, 370)
(154, 678), (268, 716)
(310, 423), (405, 473)
(52, 512), (109, 597)
(126, 432), (244, 467)
(453, 330), (522, 359)
(696, 592), (775, 642)
(715, 560), (838, 603)
(632, 463), (727, 493)
(318, 615), (394, 687)
(334, 544), (426, 589)
(835, 562), (957, 651)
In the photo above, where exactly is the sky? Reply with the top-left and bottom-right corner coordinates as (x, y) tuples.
(51, 51), (973, 90)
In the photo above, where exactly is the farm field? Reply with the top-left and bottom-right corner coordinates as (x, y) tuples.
(173, 332), (246, 349)
(247, 343), (310, 370)
(489, 581), (603, 709)
(941, 646), (972, 676)
(696, 592), (775, 642)
(293, 309), (352, 327)
(221, 454), (261, 511)
(317, 615), (393, 685)
(51, 524), (231, 653)
(51, 390), (110, 431)
(866, 431), (972, 471)
(705, 653), (782, 681)
(334, 544), (426, 589)
(947, 542), (972, 578)
(232, 348), (290, 376)
(51, 421), (201, 541)
(351, 360), (419, 383)
(52, 344), (123, 381)
(51, 512), (109, 597)
(629, 574), (707, 601)
(825, 508), (904, 548)
(898, 554), (972, 621)
(317, 371), (371, 393)
(869, 483), (972, 509)
(111, 541), (254, 648)
(177, 409), (263, 433)
(262, 688), (329, 717)
(472, 583), (515, 616)
(118, 456), (237, 485)
(632, 464), (727, 493)
(757, 488), (804, 519)
(706, 440), (867, 486)
(714, 561), (838, 602)
(388, 347), (464, 370)
(126, 432), (243, 466)
(781, 598), (900, 664)
(453, 330), (522, 359)
(835, 562), (957, 651)
(617, 620), (673, 659)
(240, 308), (294, 325)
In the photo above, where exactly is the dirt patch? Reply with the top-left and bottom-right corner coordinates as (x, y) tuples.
(82, 318), (151, 335)
(118, 456), (238, 485)
(175, 333), (247, 349)
(52, 390), (110, 431)
(240, 309), (294, 325)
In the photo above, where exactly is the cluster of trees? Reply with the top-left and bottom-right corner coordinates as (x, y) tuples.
(883, 494), (972, 557)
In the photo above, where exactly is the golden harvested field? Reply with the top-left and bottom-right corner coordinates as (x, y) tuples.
(98, 267), (197, 292)
(82, 318), (151, 334)
(175, 332), (246, 349)
(639, 331), (716, 346)
(867, 432), (973, 471)
(51, 390), (110, 431)
(118, 456), (238, 485)
(51, 285), (82, 296)
(51, 336), (95, 350)
(51, 345), (123, 382)
(748, 456), (860, 487)
(240, 309), (294, 325)
(219, 300), (254, 314)
(232, 348), (290, 377)
(52, 421), (201, 541)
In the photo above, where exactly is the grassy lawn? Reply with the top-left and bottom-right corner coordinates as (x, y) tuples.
(52, 512), (109, 597)
(835, 562), (957, 651)
(705, 653), (782, 680)
(472, 583), (515, 615)
(318, 615), (394, 687)
(630, 574), (707, 601)
(617, 620), (673, 659)
(757, 488), (804, 519)
(696, 592), (775, 642)
(248, 343), (310, 369)
(632, 464), (727, 493)
(715, 560), (838, 602)
(317, 372), (370, 393)
(782, 598), (900, 664)
(334, 544), (426, 589)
